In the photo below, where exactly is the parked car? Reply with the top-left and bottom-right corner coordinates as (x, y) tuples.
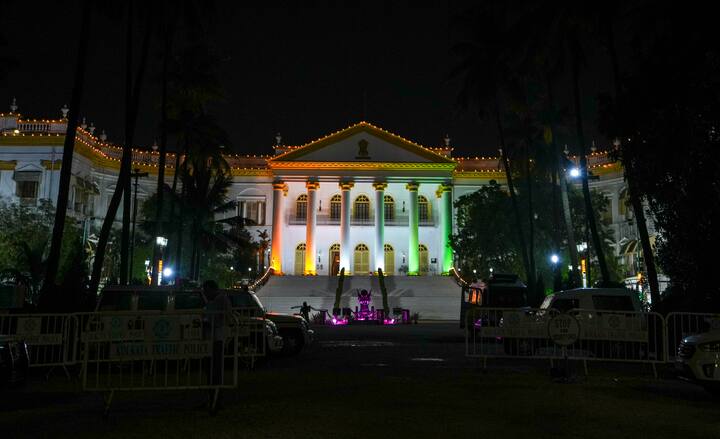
(460, 273), (528, 329)
(95, 286), (207, 312)
(95, 286), (279, 357)
(676, 331), (720, 395)
(227, 289), (314, 355)
(540, 288), (643, 313)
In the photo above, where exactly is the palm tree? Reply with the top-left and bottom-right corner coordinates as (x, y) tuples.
(450, 3), (533, 287)
(600, 2), (660, 303)
(518, 1), (612, 285)
(178, 153), (234, 279)
(89, 2), (153, 294)
(44, 0), (92, 293)
(150, 0), (215, 284)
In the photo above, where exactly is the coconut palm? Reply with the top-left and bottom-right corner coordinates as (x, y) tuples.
(450, 3), (533, 287)
(89, 2), (154, 295)
(44, 0), (92, 293)
(515, 1), (612, 285)
(178, 153), (235, 279)
(598, 1), (661, 303)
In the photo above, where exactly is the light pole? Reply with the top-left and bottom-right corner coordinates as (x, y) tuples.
(156, 236), (168, 285)
(550, 254), (560, 292)
(129, 168), (148, 281)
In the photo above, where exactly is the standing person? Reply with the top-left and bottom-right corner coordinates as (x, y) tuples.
(203, 280), (231, 386)
(291, 301), (315, 324)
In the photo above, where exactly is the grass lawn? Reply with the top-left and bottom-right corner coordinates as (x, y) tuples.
(1, 365), (718, 439)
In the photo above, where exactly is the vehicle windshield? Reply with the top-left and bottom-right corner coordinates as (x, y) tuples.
(174, 291), (205, 310)
(137, 292), (169, 311)
(230, 292), (265, 312)
(98, 290), (133, 311)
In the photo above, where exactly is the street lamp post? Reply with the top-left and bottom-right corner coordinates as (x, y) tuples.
(129, 168), (148, 282)
(156, 236), (168, 285)
(551, 254), (560, 292)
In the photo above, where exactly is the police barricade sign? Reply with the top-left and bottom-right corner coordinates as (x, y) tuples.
(0, 314), (72, 368)
(81, 311), (239, 413)
(232, 308), (266, 362)
(466, 307), (665, 367)
(465, 307), (562, 359)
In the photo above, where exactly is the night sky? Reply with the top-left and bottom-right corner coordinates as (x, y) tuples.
(1, 1), (608, 157)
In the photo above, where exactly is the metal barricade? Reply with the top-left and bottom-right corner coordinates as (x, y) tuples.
(567, 309), (666, 366)
(665, 312), (720, 362)
(0, 313), (75, 371)
(465, 307), (666, 371)
(231, 307), (265, 365)
(80, 311), (239, 414)
(466, 307), (562, 360)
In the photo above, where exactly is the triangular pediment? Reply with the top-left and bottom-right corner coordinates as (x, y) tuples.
(269, 122), (455, 165)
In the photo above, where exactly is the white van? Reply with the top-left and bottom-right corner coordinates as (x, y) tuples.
(540, 288), (643, 313)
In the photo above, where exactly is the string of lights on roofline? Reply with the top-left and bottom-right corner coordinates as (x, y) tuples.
(1, 99), (616, 168)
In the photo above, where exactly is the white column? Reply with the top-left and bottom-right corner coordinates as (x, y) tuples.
(339, 181), (354, 273)
(270, 181), (287, 274)
(437, 183), (453, 274)
(407, 182), (419, 275)
(373, 182), (387, 273)
(305, 181), (320, 275)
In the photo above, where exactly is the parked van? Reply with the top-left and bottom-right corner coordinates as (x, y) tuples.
(540, 288), (643, 313)
(460, 273), (527, 328)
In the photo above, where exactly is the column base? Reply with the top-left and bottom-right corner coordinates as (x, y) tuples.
(303, 271), (317, 276)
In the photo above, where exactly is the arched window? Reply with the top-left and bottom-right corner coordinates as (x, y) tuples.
(418, 244), (429, 273)
(384, 195), (395, 221)
(296, 194), (308, 220)
(418, 196), (430, 222)
(353, 195), (370, 221)
(384, 244), (395, 275)
(329, 243), (341, 276)
(353, 243), (370, 274)
(294, 243), (306, 275)
(330, 194), (342, 221)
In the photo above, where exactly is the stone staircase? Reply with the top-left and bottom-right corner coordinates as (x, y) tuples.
(256, 275), (461, 320)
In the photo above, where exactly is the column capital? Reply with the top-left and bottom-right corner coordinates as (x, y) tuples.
(435, 183), (453, 198)
(306, 181), (320, 191)
(405, 182), (419, 192)
(339, 181), (355, 191)
(272, 181), (288, 196)
(372, 182), (388, 191)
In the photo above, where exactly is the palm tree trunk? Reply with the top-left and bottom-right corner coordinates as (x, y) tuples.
(605, 19), (660, 303)
(571, 42), (611, 285)
(151, 15), (175, 285)
(119, 2), (134, 285)
(557, 143), (580, 284)
(89, 5), (153, 294)
(548, 78), (580, 285)
(44, 0), (91, 294)
(494, 91), (532, 289)
(524, 140), (537, 303)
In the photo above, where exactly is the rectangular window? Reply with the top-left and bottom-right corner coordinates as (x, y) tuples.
(14, 171), (41, 205)
(237, 196), (266, 225)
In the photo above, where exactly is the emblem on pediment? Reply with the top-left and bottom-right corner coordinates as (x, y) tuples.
(356, 139), (371, 160)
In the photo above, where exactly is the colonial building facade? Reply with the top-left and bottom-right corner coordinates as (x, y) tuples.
(0, 105), (650, 284)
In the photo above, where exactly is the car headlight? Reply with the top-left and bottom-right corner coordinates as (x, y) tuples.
(698, 342), (720, 352)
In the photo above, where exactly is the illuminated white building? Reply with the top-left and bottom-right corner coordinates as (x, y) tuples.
(0, 104), (652, 288)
